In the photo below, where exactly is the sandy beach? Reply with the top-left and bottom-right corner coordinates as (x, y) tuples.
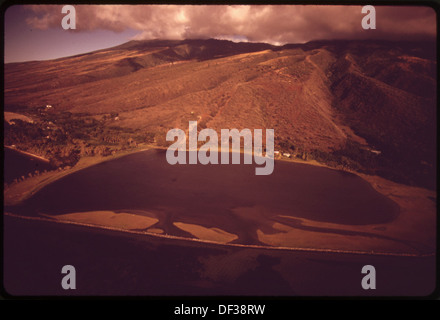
(174, 221), (238, 244)
(43, 210), (158, 230)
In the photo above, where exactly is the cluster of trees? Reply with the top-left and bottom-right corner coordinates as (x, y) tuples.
(5, 166), (69, 188)
(275, 136), (434, 189)
(4, 110), (158, 171)
(276, 137), (377, 171)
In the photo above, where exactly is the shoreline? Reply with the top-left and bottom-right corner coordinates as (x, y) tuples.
(5, 145), (51, 163)
(2, 144), (323, 206)
(4, 143), (435, 207)
(4, 144), (153, 206)
(4, 212), (433, 258)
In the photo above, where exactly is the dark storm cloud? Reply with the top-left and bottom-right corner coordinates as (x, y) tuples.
(24, 4), (436, 44)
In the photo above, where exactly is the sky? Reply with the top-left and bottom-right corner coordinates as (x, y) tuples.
(4, 4), (437, 63)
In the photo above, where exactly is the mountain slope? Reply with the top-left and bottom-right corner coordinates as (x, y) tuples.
(4, 38), (436, 188)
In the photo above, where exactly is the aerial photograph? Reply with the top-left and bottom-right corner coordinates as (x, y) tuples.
(2, 3), (437, 298)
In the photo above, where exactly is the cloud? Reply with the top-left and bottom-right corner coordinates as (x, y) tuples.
(24, 4), (436, 44)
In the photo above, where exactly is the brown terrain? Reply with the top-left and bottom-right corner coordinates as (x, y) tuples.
(3, 39), (437, 296)
(4, 38), (436, 189)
